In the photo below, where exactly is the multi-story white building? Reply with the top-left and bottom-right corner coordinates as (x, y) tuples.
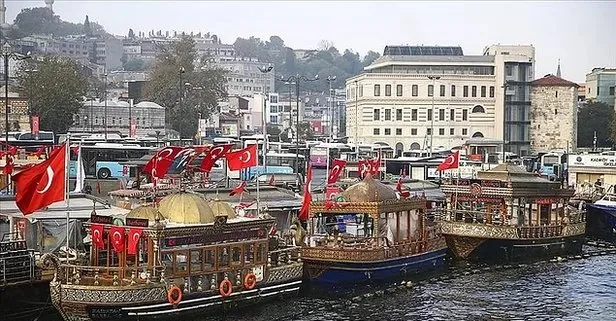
(346, 45), (535, 156)
(218, 57), (275, 97)
(585, 68), (616, 107)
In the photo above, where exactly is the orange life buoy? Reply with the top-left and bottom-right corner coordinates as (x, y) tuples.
(243, 272), (257, 290)
(167, 285), (183, 306)
(219, 278), (233, 297)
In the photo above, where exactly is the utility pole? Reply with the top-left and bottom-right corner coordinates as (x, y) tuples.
(427, 76), (440, 157)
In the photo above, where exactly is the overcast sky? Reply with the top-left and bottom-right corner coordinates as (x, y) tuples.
(6, 1), (615, 83)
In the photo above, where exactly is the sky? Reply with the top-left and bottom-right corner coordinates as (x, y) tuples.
(5, 0), (616, 83)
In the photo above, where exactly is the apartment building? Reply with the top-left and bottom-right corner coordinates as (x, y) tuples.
(346, 44), (535, 156)
(585, 68), (616, 106)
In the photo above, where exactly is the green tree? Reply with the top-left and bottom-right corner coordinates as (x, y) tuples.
(267, 125), (282, 141)
(362, 50), (381, 67)
(145, 35), (227, 138)
(12, 7), (105, 37)
(17, 58), (88, 133)
(578, 101), (614, 148)
(297, 121), (315, 140)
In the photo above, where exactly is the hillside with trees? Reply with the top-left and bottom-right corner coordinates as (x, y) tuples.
(9, 7), (106, 38)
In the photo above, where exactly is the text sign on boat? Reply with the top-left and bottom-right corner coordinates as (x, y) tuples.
(91, 214), (113, 225)
(164, 228), (266, 247)
(126, 217), (149, 227)
(535, 198), (556, 205)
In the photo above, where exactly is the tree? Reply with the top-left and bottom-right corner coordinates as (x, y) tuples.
(128, 28), (135, 38)
(362, 50), (381, 67)
(12, 7), (106, 37)
(17, 58), (88, 133)
(297, 121), (315, 140)
(578, 101), (614, 148)
(145, 35), (227, 138)
(267, 125), (281, 141)
(317, 40), (335, 52)
(83, 15), (91, 35)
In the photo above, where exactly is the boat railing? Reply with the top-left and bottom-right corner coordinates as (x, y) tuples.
(56, 263), (166, 287)
(438, 209), (585, 226)
(518, 225), (564, 238)
(302, 236), (433, 262)
(0, 242), (36, 285)
(267, 245), (302, 266)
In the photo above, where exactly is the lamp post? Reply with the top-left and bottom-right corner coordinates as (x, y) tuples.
(326, 76), (336, 140)
(103, 72), (108, 141)
(354, 80), (358, 157)
(427, 76), (441, 157)
(501, 81), (510, 163)
(257, 65), (273, 174)
(280, 74), (319, 174)
(178, 66), (185, 142)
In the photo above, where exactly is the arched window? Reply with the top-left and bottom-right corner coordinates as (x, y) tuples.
(410, 142), (421, 150)
(472, 132), (484, 138)
(395, 142), (404, 157)
(471, 105), (485, 113)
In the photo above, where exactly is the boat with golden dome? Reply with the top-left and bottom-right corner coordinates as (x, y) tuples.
(47, 192), (303, 320)
(301, 174), (448, 285)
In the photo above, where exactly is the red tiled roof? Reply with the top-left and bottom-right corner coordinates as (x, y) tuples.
(531, 74), (579, 87)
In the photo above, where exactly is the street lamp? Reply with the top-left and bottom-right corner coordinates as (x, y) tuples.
(501, 81), (510, 163)
(103, 72), (108, 142)
(326, 76), (336, 140)
(427, 75), (441, 157)
(257, 65), (273, 174)
(178, 66), (185, 142)
(279, 74), (319, 174)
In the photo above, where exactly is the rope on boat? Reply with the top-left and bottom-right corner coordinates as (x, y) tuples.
(343, 238), (616, 305)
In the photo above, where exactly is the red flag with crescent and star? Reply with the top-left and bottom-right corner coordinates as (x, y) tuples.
(90, 224), (105, 249)
(369, 152), (381, 176)
(358, 159), (371, 179)
(436, 151), (460, 172)
(142, 146), (184, 179)
(298, 165), (313, 221)
(229, 181), (247, 196)
(12, 144), (66, 215)
(327, 159), (347, 185)
(127, 228), (143, 255)
(225, 145), (257, 171)
(396, 177), (411, 198)
(200, 144), (233, 173)
(109, 226), (125, 253)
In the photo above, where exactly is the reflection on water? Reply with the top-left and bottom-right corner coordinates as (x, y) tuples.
(200, 255), (616, 321)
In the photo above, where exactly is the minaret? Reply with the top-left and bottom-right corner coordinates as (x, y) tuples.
(45, 0), (54, 12)
(556, 59), (562, 78)
(0, 0), (6, 26)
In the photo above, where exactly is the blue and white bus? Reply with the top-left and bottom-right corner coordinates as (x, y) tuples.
(69, 143), (154, 179)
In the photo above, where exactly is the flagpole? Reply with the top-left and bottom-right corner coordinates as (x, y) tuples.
(255, 142), (260, 215)
(65, 134), (70, 265)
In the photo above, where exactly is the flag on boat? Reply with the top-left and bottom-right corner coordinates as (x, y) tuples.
(73, 144), (85, 193)
(327, 159), (346, 184)
(358, 159), (371, 179)
(369, 152), (381, 176)
(200, 144), (233, 173)
(90, 224), (105, 249)
(298, 165), (313, 221)
(127, 228), (143, 255)
(436, 151), (460, 172)
(226, 145), (257, 171)
(142, 146), (185, 179)
(396, 177), (410, 198)
(166, 146), (206, 174)
(3, 154), (13, 175)
(229, 181), (247, 196)
(12, 144), (66, 215)
(109, 226), (125, 253)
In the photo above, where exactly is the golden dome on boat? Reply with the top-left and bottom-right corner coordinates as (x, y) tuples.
(341, 173), (397, 202)
(126, 205), (164, 221)
(158, 192), (215, 224)
(209, 199), (236, 220)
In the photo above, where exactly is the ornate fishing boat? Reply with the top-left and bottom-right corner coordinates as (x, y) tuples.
(301, 174), (448, 285)
(48, 192), (302, 320)
(438, 164), (586, 261)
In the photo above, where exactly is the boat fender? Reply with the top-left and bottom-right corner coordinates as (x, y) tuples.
(167, 285), (183, 306)
(243, 272), (257, 290)
(219, 278), (233, 297)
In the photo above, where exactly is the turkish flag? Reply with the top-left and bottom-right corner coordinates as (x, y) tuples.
(229, 181), (247, 196)
(396, 177), (410, 198)
(7, 145), (17, 156)
(109, 226), (125, 253)
(127, 228), (143, 255)
(298, 165), (313, 221)
(201, 144), (233, 173)
(358, 159), (371, 179)
(226, 145), (257, 171)
(436, 151), (460, 172)
(327, 159), (346, 184)
(90, 224), (105, 249)
(3, 154), (13, 175)
(142, 146), (184, 179)
(370, 152), (381, 176)
(166, 146), (206, 174)
(12, 144), (66, 215)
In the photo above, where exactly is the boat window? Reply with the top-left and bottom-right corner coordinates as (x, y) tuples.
(244, 244), (255, 264)
(231, 246), (243, 266)
(176, 250), (188, 273)
(190, 250), (202, 272)
(204, 248), (216, 271)
(256, 243), (267, 263)
(218, 246), (230, 267)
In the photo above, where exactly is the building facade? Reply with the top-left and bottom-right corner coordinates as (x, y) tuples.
(71, 99), (165, 136)
(345, 44), (535, 156)
(529, 74), (579, 154)
(585, 68), (616, 107)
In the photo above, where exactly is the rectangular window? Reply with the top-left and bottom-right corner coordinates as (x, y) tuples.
(427, 128), (432, 135)
(412, 85), (418, 96)
(396, 128), (402, 135)
(450, 109), (455, 120)
(427, 109), (432, 121)
(384, 128), (391, 135)
(373, 128), (380, 135)
(489, 86), (495, 98)
(440, 85), (446, 97)
(506, 65), (513, 76)
(451, 85), (456, 97)
(411, 128), (417, 135)
(610, 86), (615, 96)
(385, 84), (391, 96)
(396, 109), (403, 121)
(450, 128), (455, 135)
(359, 85), (363, 97)
(463, 86), (469, 97)
(374, 84), (381, 96)
(439, 128), (445, 135)
(481, 86), (486, 97)
(462, 109), (468, 121)
(373, 109), (380, 120)
(428, 85), (434, 97)
(462, 128), (468, 135)
(385, 109), (391, 121)
(411, 109), (418, 121)
(472, 86), (477, 97)
(396, 84), (403, 96)
(439, 109), (445, 121)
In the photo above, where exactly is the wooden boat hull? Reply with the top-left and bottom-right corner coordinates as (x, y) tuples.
(302, 247), (448, 286)
(50, 263), (303, 321)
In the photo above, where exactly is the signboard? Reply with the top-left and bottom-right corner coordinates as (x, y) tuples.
(126, 217), (148, 227)
(569, 154), (616, 167)
(164, 228), (266, 247)
(456, 196), (503, 203)
(31, 115), (39, 135)
(90, 214), (113, 225)
(535, 198), (555, 205)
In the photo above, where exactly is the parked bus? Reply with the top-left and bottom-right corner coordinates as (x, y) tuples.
(1, 131), (55, 153)
(309, 142), (353, 168)
(69, 143), (154, 179)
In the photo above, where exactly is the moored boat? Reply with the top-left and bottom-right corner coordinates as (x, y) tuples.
(438, 164), (586, 261)
(301, 174), (448, 286)
(48, 192), (302, 321)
